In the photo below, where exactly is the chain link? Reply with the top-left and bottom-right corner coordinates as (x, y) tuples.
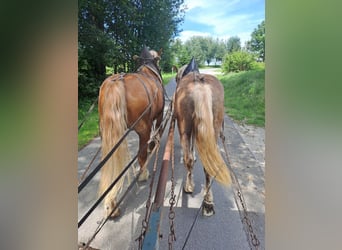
(220, 133), (260, 249)
(137, 137), (161, 248)
(168, 122), (176, 249)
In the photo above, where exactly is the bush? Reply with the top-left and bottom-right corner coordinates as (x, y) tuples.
(222, 51), (256, 73)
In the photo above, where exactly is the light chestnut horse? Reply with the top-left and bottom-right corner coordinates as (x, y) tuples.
(174, 58), (231, 216)
(98, 47), (164, 218)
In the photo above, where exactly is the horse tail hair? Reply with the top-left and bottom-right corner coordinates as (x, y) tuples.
(193, 85), (231, 186)
(98, 78), (129, 204)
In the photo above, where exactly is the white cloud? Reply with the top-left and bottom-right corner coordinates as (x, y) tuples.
(184, 0), (241, 11)
(177, 30), (212, 43)
(183, 0), (210, 10)
(179, 0), (264, 44)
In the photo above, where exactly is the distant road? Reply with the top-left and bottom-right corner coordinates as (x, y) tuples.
(199, 67), (223, 75)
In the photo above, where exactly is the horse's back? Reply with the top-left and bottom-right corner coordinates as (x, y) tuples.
(175, 72), (225, 123)
(102, 69), (164, 128)
(177, 72), (224, 100)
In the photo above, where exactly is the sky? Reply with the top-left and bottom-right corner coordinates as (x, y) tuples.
(176, 0), (265, 46)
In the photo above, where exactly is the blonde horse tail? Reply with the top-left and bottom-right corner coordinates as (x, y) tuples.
(193, 85), (231, 186)
(98, 79), (129, 212)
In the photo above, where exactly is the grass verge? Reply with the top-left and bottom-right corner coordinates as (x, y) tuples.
(218, 69), (265, 126)
(78, 99), (99, 150)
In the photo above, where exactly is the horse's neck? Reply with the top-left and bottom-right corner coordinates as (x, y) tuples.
(138, 65), (162, 84)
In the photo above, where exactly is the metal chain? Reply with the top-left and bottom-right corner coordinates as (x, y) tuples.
(136, 101), (173, 248)
(83, 127), (163, 249)
(168, 123), (176, 249)
(137, 139), (161, 248)
(220, 132), (260, 249)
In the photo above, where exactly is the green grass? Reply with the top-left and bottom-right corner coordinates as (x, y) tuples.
(162, 71), (176, 85)
(78, 99), (99, 149)
(218, 69), (265, 126)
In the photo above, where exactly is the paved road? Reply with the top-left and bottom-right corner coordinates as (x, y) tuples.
(78, 75), (265, 249)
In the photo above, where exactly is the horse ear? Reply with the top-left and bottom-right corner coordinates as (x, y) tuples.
(158, 48), (163, 57)
(172, 65), (178, 72)
(133, 55), (139, 61)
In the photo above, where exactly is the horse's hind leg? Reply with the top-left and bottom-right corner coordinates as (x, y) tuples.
(190, 133), (196, 162)
(179, 122), (195, 193)
(149, 111), (163, 152)
(202, 170), (215, 216)
(137, 129), (150, 182)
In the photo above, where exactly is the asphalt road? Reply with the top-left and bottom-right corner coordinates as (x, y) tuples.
(78, 75), (265, 250)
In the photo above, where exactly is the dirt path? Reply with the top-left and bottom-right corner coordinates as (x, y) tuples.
(234, 123), (265, 173)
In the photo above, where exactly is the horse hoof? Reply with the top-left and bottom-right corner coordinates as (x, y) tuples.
(148, 141), (156, 152)
(138, 169), (149, 182)
(106, 207), (121, 219)
(202, 202), (215, 217)
(183, 185), (194, 194)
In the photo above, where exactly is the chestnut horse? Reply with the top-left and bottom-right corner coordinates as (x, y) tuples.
(174, 58), (231, 216)
(98, 47), (164, 218)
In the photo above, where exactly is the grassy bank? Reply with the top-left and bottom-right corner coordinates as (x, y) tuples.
(78, 100), (99, 149)
(218, 69), (265, 126)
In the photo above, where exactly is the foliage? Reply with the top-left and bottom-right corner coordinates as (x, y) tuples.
(170, 38), (191, 66)
(222, 51), (256, 73)
(214, 38), (226, 64)
(246, 20), (265, 62)
(161, 72), (175, 85)
(78, 0), (186, 101)
(226, 36), (241, 53)
(218, 69), (265, 126)
(183, 36), (207, 66)
(78, 99), (99, 149)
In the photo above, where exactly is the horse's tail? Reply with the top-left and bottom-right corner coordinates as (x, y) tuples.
(98, 78), (129, 205)
(193, 85), (231, 185)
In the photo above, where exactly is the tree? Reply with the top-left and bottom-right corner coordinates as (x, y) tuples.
(214, 38), (226, 65)
(248, 20), (265, 62)
(184, 36), (206, 66)
(204, 37), (216, 66)
(78, 0), (185, 100)
(226, 36), (241, 53)
(170, 38), (191, 67)
(78, 0), (112, 98)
